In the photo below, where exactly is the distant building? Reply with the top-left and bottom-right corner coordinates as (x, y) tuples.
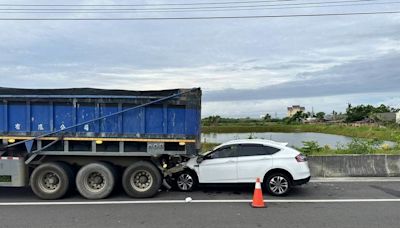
(303, 117), (318, 124)
(324, 113), (347, 122)
(397, 111), (400, 124)
(375, 112), (396, 122)
(287, 105), (305, 117)
(376, 111), (400, 124)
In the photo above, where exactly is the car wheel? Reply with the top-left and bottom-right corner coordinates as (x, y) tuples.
(265, 173), (292, 196)
(175, 171), (197, 192)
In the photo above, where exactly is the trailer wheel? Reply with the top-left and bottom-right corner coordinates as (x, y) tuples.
(122, 161), (162, 198)
(76, 162), (116, 200)
(30, 162), (73, 200)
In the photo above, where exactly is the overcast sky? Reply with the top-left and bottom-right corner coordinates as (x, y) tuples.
(0, 0), (399, 117)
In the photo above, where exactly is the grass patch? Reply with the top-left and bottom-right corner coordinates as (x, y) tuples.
(297, 139), (400, 155)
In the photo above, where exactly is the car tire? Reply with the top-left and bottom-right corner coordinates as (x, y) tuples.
(264, 172), (292, 196)
(76, 162), (116, 200)
(30, 162), (73, 200)
(122, 161), (162, 198)
(174, 171), (198, 192)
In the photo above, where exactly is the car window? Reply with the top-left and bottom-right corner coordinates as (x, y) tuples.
(209, 145), (236, 159)
(237, 144), (280, 157)
(263, 145), (281, 155)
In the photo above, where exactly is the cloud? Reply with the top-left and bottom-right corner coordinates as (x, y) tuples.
(204, 52), (400, 102)
(203, 92), (400, 118)
(0, 0), (399, 116)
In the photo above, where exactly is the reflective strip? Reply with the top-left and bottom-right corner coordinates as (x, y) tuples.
(255, 182), (262, 189)
(0, 157), (20, 160)
(0, 136), (196, 143)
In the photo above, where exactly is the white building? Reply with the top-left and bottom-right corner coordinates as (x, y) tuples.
(287, 105), (305, 117)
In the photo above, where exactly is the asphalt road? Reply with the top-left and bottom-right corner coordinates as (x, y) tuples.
(0, 180), (400, 228)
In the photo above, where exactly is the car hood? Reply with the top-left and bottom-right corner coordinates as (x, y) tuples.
(184, 156), (199, 169)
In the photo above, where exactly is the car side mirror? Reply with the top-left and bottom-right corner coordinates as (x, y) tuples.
(197, 156), (205, 164)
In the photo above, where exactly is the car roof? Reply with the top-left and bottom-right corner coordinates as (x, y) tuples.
(213, 139), (288, 150)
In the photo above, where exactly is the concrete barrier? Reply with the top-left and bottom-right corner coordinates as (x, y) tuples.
(308, 155), (400, 177)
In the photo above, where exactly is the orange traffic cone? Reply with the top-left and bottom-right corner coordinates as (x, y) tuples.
(251, 178), (266, 208)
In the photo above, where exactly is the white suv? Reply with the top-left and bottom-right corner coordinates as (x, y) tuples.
(174, 139), (311, 196)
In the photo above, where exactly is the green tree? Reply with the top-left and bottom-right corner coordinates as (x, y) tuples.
(375, 104), (391, 113)
(263, 114), (272, 121)
(315, 112), (325, 120)
(346, 104), (393, 122)
(346, 104), (376, 122)
(210, 115), (221, 126)
(300, 141), (323, 155)
(202, 115), (221, 126)
(288, 111), (308, 123)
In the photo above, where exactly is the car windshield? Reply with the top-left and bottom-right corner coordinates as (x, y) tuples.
(201, 149), (216, 157)
(204, 144), (234, 156)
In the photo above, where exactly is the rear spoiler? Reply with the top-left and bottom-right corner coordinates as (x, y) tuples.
(277, 142), (289, 147)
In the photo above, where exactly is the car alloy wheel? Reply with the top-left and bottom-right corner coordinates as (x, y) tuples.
(269, 175), (289, 195)
(176, 173), (194, 191)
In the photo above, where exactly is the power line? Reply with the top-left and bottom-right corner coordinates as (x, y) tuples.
(0, 0), (385, 11)
(0, 0), (313, 7)
(0, 11), (399, 20)
(0, 1), (398, 14)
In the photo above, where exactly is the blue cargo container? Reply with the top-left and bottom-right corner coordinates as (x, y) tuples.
(0, 94), (199, 137)
(0, 87), (201, 200)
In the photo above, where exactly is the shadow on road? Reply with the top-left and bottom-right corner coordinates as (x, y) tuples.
(369, 185), (400, 197)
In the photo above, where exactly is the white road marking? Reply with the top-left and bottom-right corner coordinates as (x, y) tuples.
(310, 177), (400, 182)
(0, 199), (400, 206)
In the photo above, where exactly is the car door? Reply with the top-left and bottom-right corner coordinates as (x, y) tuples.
(198, 145), (238, 183)
(236, 144), (279, 183)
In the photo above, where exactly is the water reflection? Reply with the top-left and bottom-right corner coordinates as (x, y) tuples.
(202, 132), (394, 148)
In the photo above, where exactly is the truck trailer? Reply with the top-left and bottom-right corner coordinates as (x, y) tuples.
(0, 87), (201, 200)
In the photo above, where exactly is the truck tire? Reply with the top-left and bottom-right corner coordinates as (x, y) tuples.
(76, 162), (116, 200)
(30, 162), (73, 200)
(122, 161), (162, 198)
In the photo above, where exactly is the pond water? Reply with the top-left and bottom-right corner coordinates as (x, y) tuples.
(201, 132), (394, 148)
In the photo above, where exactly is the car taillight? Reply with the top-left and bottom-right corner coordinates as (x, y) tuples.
(295, 154), (308, 162)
